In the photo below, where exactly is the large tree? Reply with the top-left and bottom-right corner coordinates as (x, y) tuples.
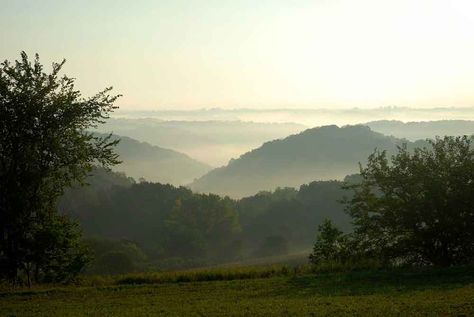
(346, 136), (474, 266)
(0, 52), (120, 284)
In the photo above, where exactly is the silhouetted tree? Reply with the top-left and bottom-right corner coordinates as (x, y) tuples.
(346, 136), (474, 266)
(0, 52), (120, 284)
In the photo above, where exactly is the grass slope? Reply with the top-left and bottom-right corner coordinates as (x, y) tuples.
(1, 267), (473, 316)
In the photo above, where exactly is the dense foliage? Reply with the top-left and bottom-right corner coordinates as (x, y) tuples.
(310, 136), (474, 267)
(238, 182), (351, 256)
(309, 220), (349, 265)
(61, 181), (244, 268)
(0, 53), (120, 284)
(60, 174), (350, 271)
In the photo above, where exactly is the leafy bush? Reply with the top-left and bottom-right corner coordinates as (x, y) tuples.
(309, 220), (349, 265)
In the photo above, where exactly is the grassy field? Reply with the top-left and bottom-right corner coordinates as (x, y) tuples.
(1, 266), (474, 316)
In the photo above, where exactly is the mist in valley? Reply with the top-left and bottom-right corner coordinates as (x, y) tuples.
(97, 107), (474, 170)
(2, 1), (474, 314)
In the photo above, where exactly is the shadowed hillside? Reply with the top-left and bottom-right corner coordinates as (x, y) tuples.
(190, 125), (425, 197)
(96, 118), (306, 166)
(59, 170), (352, 269)
(105, 134), (212, 185)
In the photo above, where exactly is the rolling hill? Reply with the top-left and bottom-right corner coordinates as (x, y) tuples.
(190, 125), (424, 197)
(105, 134), (212, 185)
(95, 118), (306, 166)
(366, 120), (474, 141)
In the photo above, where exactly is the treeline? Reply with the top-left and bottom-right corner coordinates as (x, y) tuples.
(59, 171), (352, 273)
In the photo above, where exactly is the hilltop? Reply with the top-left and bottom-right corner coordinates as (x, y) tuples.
(191, 125), (425, 197)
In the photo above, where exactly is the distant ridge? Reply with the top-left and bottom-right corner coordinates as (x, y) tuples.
(96, 118), (306, 166)
(100, 134), (212, 185)
(190, 125), (425, 198)
(366, 120), (474, 141)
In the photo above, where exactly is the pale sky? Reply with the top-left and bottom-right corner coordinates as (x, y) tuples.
(1, 0), (474, 110)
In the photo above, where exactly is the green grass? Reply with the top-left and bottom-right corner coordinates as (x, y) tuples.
(1, 266), (474, 316)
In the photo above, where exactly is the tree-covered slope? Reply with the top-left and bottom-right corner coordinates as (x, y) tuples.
(60, 169), (351, 266)
(191, 125), (423, 197)
(105, 134), (212, 185)
(96, 118), (306, 166)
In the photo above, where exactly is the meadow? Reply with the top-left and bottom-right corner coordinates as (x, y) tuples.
(1, 265), (473, 316)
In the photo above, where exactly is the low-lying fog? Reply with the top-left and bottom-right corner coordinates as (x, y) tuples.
(98, 106), (474, 167)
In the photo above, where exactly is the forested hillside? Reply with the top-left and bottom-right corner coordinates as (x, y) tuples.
(191, 125), (426, 197)
(104, 134), (212, 185)
(59, 170), (351, 271)
(96, 118), (305, 166)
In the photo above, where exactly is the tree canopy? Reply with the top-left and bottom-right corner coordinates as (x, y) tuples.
(337, 136), (474, 266)
(0, 52), (120, 284)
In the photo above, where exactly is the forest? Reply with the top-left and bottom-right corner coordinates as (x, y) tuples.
(59, 170), (352, 273)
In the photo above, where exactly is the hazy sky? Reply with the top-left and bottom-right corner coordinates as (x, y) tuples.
(1, 0), (474, 110)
